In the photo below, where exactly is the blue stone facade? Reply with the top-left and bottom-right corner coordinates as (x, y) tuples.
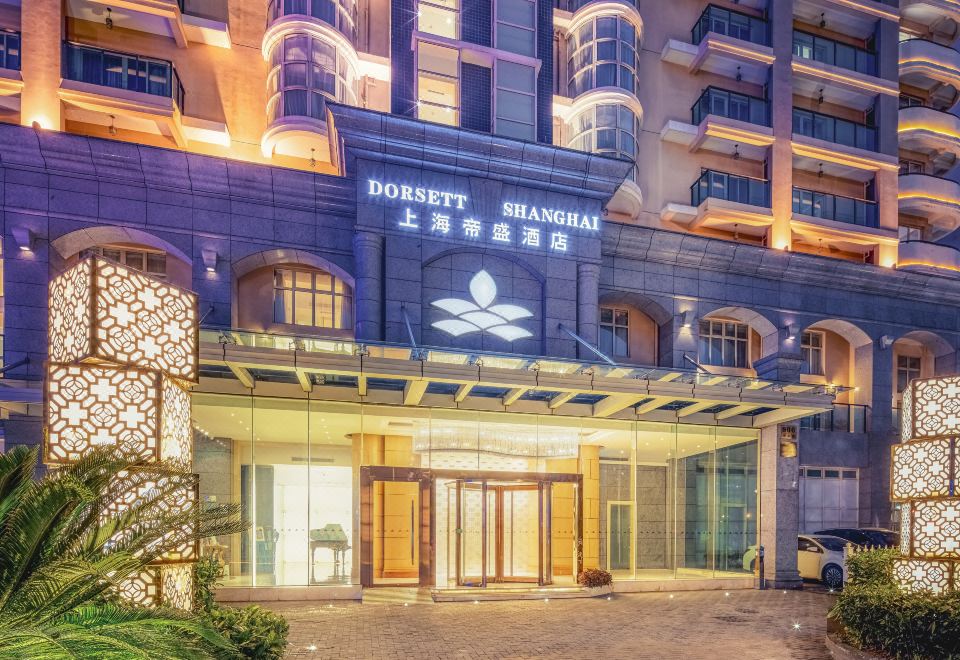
(1, 104), (959, 533)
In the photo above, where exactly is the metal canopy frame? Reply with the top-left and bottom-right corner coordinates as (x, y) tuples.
(199, 329), (840, 426)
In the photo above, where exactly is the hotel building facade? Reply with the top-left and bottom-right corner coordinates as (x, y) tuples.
(0, 0), (959, 598)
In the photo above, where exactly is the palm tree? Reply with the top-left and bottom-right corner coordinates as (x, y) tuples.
(0, 445), (245, 659)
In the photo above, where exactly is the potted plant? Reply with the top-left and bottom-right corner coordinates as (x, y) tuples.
(577, 568), (614, 596)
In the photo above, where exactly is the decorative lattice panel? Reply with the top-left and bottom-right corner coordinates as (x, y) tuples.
(901, 386), (913, 443)
(911, 499), (960, 559)
(160, 378), (192, 469)
(118, 568), (161, 607)
(892, 439), (955, 501)
(45, 364), (160, 464)
(117, 565), (193, 609)
(106, 470), (199, 564)
(48, 258), (93, 364)
(48, 256), (198, 382)
(161, 564), (193, 610)
(910, 376), (960, 440)
(45, 364), (191, 466)
(901, 502), (911, 556)
(894, 558), (954, 594)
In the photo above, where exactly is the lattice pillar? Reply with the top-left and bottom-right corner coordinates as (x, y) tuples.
(892, 376), (960, 593)
(44, 256), (199, 608)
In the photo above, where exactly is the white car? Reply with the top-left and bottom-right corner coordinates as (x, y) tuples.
(798, 534), (848, 589)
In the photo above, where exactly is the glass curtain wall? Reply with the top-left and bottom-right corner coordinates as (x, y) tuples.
(193, 394), (758, 587)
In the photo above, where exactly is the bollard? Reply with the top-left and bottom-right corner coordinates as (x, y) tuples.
(758, 545), (766, 590)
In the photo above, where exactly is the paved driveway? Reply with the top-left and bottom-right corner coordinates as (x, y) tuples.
(265, 588), (835, 659)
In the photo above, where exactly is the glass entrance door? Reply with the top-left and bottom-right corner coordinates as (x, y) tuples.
(454, 480), (547, 586)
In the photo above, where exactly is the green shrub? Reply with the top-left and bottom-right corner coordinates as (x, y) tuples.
(830, 549), (960, 659)
(578, 568), (613, 588)
(194, 556), (226, 615)
(205, 605), (289, 660)
(845, 547), (898, 586)
(193, 557), (289, 659)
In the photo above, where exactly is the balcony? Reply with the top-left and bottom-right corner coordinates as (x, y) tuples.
(900, 0), (960, 42)
(0, 30), (22, 107)
(794, 1), (899, 43)
(799, 403), (869, 434)
(791, 106), (896, 179)
(792, 30), (896, 110)
(661, 87), (773, 158)
(64, 0), (230, 48)
(898, 173), (960, 234)
(662, 170), (773, 238)
(793, 187), (879, 228)
(59, 42), (187, 147)
(899, 39), (960, 110)
(661, 5), (773, 85)
(793, 108), (876, 151)
(898, 240), (960, 273)
(898, 105), (960, 175)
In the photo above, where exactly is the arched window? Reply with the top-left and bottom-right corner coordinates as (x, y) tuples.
(80, 245), (167, 278)
(272, 267), (352, 330)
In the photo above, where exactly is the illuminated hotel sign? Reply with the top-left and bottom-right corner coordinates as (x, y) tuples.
(366, 179), (601, 253)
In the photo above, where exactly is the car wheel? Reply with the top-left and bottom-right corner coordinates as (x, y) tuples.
(822, 564), (843, 590)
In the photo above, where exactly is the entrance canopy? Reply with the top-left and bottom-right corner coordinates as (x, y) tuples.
(199, 329), (840, 427)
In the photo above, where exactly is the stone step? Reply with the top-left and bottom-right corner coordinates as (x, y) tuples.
(361, 587), (434, 605)
(431, 585), (611, 602)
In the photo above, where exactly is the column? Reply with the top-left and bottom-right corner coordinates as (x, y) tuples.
(353, 231), (384, 342)
(758, 424), (802, 589)
(21, 0), (63, 130)
(579, 444), (600, 571)
(767, 0), (795, 251)
(577, 262), (600, 360)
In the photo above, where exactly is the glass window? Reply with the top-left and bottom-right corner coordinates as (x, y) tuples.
(417, 42), (459, 126)
(899, 159), (924, 175)
(566, 14), (640, 98)
(496, 0), (536, 57)
(566, 103), (640, 181)
(495, 60), (535, 140)
(899, 225), (923, 242)
(418, 0), (459, 39)
(698, 320), (750, 368)
(270, 33), (357, 122)
(80, 245), (167, 277)
(599, 306), (629, 358)
(897, 354), (921, 393)
(801, 331), (824, 376)
(273, 267), (353, 329)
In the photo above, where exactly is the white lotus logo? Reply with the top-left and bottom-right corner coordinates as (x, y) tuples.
(431, 270), (533, 342)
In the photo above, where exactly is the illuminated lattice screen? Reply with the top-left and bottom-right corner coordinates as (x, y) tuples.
(48, 256), (199, 382)
(106, 470), (199, 564)
(891, 439), (955, 501)
(908, 376), (960, 440)
(894, 558), (954, 594)
(45, 364), (192, 466)
(118, 565), (193, 610)
(908, 499), (960, 559)
(901, 503), (911, 556)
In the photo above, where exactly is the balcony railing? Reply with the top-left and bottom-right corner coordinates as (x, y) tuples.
(692, 5), (769, 47)
(692, 87), (770, 126)
(691, 170), (771, 207)
(799, 404), (869, 433)
(792, 107), (877, 151)
(793, 29), (877, 76)
(792, 187), (878, 228)
(0, 29), (19, 71)
(62, 42), (185, 114)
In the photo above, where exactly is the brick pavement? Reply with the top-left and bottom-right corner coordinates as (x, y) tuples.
(263, 588), (836, 659)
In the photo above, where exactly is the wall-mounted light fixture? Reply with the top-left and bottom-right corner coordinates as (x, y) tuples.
(680, 310), (693, 329)
(879, 334), (895, 350)
(785, 324), (799, 341)
(12, 227), (34, 252)
(201, 248), (218, 273)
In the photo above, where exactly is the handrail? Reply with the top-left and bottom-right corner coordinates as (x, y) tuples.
(792, 187), (878, 228)
(692, 4), (769, 47)
(692, 86), (770, 126)
(691, 169), (771, 207)
(792, 107), (877, 151)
